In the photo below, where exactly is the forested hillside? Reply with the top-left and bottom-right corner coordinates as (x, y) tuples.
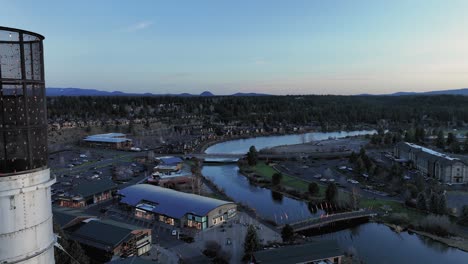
(47, 95), (468, 128)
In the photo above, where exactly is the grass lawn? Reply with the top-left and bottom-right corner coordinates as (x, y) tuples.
(360, 198), (426, 222)
(248, 162), (326, 196)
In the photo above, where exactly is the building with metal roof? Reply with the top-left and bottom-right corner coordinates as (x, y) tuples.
(56, 179), (118, 208)
(117, 184), (237, 230)
(53, 207), (95, 228)
(253, 240), (343, 264)
(67, 219), (152, 263)
(83, 133), (133, 150)
(394, 142), (468, 184)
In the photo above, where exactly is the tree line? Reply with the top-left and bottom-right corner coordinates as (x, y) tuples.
(47, 95), (468, 128)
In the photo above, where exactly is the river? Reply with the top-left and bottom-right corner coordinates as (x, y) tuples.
(202, 130), (468, 263)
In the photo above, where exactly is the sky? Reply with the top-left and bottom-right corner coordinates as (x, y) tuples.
(1, 0), (468, 95)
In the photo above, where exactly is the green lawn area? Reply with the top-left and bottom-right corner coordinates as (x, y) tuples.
(248, 162), (326, 196)
(360, 198), (426, 222)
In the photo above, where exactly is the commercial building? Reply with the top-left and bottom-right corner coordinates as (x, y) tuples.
(148, 156), (193, 186)
(394, 142), (468, 184)
(56, 179), (117, 208)
(154, 156), (184, 173)
(0, 27), (56, 263)
(117, 184), (237, 230)
(253, 240), (343, 264)
(83, 133), (133, 150)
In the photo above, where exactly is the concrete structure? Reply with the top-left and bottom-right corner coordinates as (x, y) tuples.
(394, 142), (468, 184)
(56, 179), (117, 208)
(117, 184), (237, 230)
(83, 133), (133, 150)
(253, 240), (343, 264)
(0, 27), (56, 263)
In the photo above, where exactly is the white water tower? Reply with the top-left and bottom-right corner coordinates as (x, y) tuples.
(0, 26), (55, 263)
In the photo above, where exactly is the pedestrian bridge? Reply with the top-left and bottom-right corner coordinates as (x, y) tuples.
(278, 210), (377, 232)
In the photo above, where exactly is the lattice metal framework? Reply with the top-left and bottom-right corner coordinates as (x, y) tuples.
(0, 27), (47, 175)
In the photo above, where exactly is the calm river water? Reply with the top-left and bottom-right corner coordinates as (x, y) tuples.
(202, 130), (468, 263)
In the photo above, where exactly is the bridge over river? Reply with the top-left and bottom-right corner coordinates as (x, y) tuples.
(278, 210), (377, 232)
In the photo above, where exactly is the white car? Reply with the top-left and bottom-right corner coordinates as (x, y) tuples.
(328, 179), (335, 182)
(339, 166), (347, 170)
(320, 178), (328, 182)
(313, 174), (322, 179)
(171, 230), (178, 236)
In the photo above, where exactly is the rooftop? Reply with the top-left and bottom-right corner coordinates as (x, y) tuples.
(84, 133), (132, 143)
(118, 184), (234, 218)
(73, 179), (118, 198)
(69, 219), (144, 250)
(253, 240), (343, 264)
(156, 156), (184, 165)
(404, 142), (459, 161)
(53, 207), (94, 227)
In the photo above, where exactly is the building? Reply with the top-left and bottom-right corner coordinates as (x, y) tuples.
(394, 142), (468, 184)
(253, 240), (343, 264)
(107, 257), (155, 264)
(117, 184), (237, 230)
(0, 27), (56, 263)
(53, 208), (152, 263)
(83, 133), (133, 150)
(154, 156), (184, 173)
(53, 207), (95, 229)
(56, 179), (117, 208)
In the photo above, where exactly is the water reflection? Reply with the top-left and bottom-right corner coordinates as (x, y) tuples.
(202, 165), (324, 224)
(314, 223), (467, 264)
(205, 130), (377, 154)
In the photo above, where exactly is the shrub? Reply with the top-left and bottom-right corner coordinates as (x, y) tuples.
(386, 213), (410, 226)
(418, 214), (455, 237)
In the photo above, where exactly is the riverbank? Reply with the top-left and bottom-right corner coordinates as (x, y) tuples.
(382, 222), (468, 252)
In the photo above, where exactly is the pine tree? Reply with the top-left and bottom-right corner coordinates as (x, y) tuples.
(325, 183), (338, 203)
(272, 173), (283, 186)
(416, 192), (427, 211)
(429, 193), (439, 214)
(54, 223), (90, 264)
(281, 224), (294, 242)
(435, 130), (445, 149)
(437, 194), (447, 214)
(308, 182), (320, 196)
(243, 224), (260, 260)
(247, 145), (258, 166)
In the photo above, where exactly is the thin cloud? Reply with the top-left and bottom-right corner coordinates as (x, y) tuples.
(124, 21), (153, 32)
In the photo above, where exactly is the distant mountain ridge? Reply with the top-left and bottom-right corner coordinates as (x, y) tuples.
(371, 88), (468, 96)
(47, 87), (468, 97)
(46, 88), (270, 97)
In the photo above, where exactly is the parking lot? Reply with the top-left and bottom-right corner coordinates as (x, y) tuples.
(275, 158), (400, 202)
(49, 147), (148, 203)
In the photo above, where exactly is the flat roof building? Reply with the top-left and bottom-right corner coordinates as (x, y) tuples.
(83, 133), (133, 150)
(56, 179), (117, 208)
(394, 142), (468, 184)
(118, 184), (237, 230)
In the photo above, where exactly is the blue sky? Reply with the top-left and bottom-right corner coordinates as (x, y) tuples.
(2, 0), (468, 95)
